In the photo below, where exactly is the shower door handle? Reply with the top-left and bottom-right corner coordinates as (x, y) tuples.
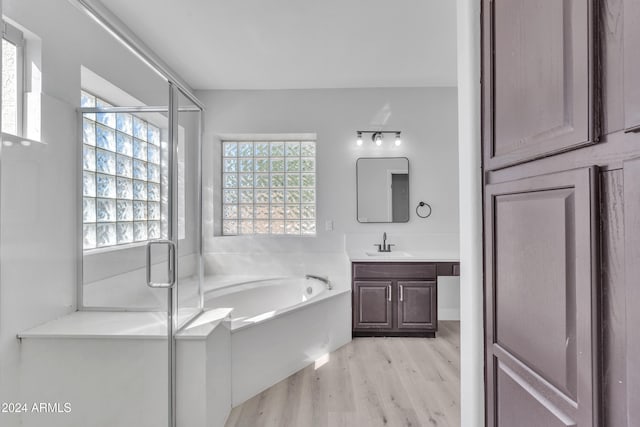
(146, 240), (176, 289)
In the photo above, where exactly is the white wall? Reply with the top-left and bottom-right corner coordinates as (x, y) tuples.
(0, 1), (187, 424)
(457, 0), (485, 424)
(197, 88), (460, 318)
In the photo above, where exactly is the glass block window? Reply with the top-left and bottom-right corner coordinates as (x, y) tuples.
(222, 140), (316, 236)
(2, 22), (24, 135)
(82, 91), (167, 249)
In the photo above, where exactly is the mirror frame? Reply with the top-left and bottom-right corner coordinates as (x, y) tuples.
(356, 156), (410, 224)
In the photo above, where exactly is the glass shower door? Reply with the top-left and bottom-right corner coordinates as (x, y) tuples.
(80, 91), (203, 319)
(79, 98), (175, 426)
(79, 84), (204, 427)
(172, 87), (203, 327)
(80, 98), (173, 311)
(166, 84), (205, 427)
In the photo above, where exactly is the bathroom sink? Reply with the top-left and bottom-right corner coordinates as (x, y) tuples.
(365, 251), (411, 258)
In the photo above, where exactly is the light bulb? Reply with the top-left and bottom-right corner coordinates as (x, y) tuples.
(395, 134), (402, 146)
(356, 132), (363, 146)
(375, 136), (382, 146)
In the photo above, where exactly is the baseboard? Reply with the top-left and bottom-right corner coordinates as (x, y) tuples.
(438, 308), (460, 321)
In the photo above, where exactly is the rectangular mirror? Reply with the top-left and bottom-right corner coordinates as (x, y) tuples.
(356, 157), (409, 223)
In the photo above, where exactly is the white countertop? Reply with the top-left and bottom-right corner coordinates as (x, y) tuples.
(18, 309), (232, 341)
(178, 308), (233, 339)
(348, 250), (460, 263)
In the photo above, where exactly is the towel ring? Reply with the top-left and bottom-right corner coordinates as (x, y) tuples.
(416, 201), (432, 219)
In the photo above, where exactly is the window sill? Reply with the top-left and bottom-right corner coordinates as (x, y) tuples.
(83, 238), (186, 256)
(83, 240), (148, 255)
(1, 132), (45, 147)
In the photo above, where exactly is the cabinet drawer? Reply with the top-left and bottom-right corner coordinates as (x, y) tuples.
(436, 262), (460, 277)
(352, 262), (436, 280)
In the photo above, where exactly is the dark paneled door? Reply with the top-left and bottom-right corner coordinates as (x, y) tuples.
(397, 281), (436, 329)
(353, 281), (393, 329)
(484, 0), (597, 170)
(485, 169), (598, 426)
(482, 0), (600, 424)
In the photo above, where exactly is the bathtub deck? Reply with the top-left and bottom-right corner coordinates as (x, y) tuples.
(225, 321), (460, 427)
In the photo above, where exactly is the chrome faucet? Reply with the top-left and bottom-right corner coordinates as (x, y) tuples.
(305, 274), (333, 290)
(374, 232), (395, 252)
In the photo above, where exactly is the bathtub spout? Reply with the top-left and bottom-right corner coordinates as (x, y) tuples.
(305, 274), (332, 290)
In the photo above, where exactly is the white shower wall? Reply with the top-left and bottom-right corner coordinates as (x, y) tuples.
(0, 0), (193, 421)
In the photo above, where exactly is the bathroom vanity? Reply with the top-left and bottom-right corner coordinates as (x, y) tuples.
(350, 258), (459, 338)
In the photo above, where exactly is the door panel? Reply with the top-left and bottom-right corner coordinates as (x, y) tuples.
(353, 281), (392, 329)
(600, 170), (628, 427)
(485, 0), (595, 170)
(624, 157), (640, 426)
(493, 188), (577, 398)
(497, 361), (575, 427)
(485, 168), (598, 426)
(397, 281), (436, 329)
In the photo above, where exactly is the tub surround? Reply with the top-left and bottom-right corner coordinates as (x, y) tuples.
(204, 250), (350, 282)
(17, 309), (221, 340)
(17, 309), (232, 427)
(202, 273), (351, 295)
(229, 290), (351, 406)
(202, 276), (351, 406)
(204, 277), (350, 332)
(17, 272), (352, 425)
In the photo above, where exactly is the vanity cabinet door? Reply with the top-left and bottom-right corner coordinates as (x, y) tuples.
(353, 281), (393, 330)
(397, 281), (437, 330)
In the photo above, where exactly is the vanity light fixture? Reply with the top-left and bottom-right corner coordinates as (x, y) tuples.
(355, 130), (402, 147)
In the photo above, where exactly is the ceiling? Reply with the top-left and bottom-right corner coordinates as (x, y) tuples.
(101, 0), (457, 90)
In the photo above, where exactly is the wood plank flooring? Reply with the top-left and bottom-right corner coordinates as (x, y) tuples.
(225, 321), (460, 427)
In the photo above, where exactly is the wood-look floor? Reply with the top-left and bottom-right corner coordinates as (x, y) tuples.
(225, 321), (460, 427)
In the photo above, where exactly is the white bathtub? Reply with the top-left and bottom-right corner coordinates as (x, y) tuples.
(205, 277), (332, 330)
(203, 276), (352, 405)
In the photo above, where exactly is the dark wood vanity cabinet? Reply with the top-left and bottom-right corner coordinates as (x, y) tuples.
(352, 262), (457, 338)
(353, 280), (393, 330)
(397, 281), (437, 330)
